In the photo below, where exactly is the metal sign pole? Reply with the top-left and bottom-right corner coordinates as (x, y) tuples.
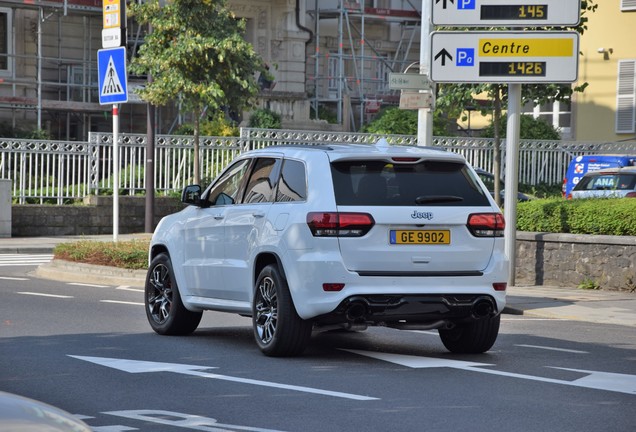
(417, 0), (433, 147)
(113, 103), (119, 242)
(504, 84), (521, 286)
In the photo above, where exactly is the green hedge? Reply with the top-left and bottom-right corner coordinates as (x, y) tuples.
(516, 198), (636, 235)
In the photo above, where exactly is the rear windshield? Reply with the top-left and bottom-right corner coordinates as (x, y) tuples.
(574, 173), (636, 191)
(331, 160), (490, 206)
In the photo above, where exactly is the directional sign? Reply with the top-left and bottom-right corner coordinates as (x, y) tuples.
(389, 72), (431, 90)
(432, 0), (581, 26)
(399, 92), (433, 110)
(430, 31), (579, 83)
(97, 47), (128, 105)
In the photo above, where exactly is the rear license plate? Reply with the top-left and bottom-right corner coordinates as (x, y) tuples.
(390, 230), (450, 245)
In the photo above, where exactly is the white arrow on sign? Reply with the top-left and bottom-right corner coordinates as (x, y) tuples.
(69, 355), (378, 401)
(343, 350), (636, 395)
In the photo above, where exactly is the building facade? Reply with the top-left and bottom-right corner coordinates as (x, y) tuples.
(574, 0), (636, 142)
(0, 1), (634, 141)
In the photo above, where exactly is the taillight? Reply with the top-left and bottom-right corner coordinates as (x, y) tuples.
(306, 212), (375, 237)
(493, 283), (507, 292)
(626, 192), (636, 198)
(467, 213), (505, 237)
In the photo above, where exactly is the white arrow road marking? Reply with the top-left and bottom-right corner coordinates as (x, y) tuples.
(104, 410), (286, 432)
(343, 349), (636, 395)
(69, 356), (378, 401)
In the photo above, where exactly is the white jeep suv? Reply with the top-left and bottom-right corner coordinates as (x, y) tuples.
(145, 141), (509, 356)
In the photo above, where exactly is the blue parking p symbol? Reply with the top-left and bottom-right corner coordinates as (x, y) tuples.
(457, 49), (474, 67)
(458, 0), (476, 10)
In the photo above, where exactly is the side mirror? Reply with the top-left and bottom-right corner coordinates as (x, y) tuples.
(181, 185), (202, 206)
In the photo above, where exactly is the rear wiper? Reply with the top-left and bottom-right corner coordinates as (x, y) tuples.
(415, 195), (464, 204)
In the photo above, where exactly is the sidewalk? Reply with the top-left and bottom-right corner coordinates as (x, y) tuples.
(1, 235), (635, 327)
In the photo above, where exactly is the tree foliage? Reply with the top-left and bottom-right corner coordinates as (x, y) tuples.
(481, 115), (561, 140)
(128, 0), (265, 184)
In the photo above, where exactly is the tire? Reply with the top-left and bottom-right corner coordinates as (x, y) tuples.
(145, 253), (202, 335)
(438, 315), (501, 354)
(252, 264), (312, 357)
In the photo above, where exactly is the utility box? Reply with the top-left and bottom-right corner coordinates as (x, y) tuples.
(0, 179), (11, 237)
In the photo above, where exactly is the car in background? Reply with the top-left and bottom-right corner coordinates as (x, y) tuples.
(0, 391), (91, 431)
(475, 168), (531, 203)
(570, 167), (636, 199)
(146, 140), (508, 357)
(562, 154), (636, 198)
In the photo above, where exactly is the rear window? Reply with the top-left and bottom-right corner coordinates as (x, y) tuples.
(574, 173), (636, 191)
(331, 160), (490, 206)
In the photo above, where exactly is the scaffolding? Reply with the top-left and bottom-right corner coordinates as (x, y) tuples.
(307, 0), (421, 131)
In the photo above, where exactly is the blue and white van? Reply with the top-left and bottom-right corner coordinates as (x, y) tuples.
(562, 155), (636, 198)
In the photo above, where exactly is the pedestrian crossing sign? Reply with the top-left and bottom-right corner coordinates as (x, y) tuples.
(98, 46), (128, 105)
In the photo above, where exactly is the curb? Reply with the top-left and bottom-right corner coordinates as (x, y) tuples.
(34, 259), (146, 287)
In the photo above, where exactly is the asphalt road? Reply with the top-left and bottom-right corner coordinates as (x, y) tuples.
(1, 258), (635, 432)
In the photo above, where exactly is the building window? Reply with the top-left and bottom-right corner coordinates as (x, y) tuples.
(522, 99), (572, 138)
(0, 8), (11, 74)
(616, 60), (636, 134)
(621, 0), (636, 11)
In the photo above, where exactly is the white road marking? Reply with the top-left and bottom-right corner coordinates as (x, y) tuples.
(116, 286), (144, 293)
(0, 254), (53, 266)
(344, 349), (636, 395)
(69, 282), (109, 288)
(502, 317), (569, 321)
(0, 276), (29, 281)
(69, 355), (379, 401)
(100, 300), (144, 306)
(17, 291), (73, 299)
(516, 344), (588, 354)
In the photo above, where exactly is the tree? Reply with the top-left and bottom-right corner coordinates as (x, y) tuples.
(128, 0), (265, 185)
(434, 1), (597, 205)
(481, 115), (561, 141)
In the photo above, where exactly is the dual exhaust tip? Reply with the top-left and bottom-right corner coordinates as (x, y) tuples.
(344, 296), (496, 323)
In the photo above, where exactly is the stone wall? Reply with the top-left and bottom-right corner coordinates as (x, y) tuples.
(11, 196), (185, 237)
(9, 201), (636, 291)
(515, 232), (636, 291)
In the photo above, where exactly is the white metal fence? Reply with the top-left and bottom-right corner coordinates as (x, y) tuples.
(1, 128), (636, 204)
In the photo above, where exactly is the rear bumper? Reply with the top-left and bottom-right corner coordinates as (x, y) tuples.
(283, 249), (508, 320)
(314, 294), (498, 326)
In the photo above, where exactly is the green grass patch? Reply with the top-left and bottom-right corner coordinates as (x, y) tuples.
(54, 239), (149, 270)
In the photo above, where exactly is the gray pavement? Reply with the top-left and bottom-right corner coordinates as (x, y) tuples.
(1, 235), (635, 327)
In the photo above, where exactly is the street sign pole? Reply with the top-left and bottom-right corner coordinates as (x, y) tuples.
(418, 0), (434, 147)
(504, 84), (521, 286)
(113, 104), (120, 242)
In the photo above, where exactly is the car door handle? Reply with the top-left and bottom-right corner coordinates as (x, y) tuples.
(213, 214), (225, 220)
(253, 211), (265, 218)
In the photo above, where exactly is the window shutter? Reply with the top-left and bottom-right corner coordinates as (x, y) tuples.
(616, 60), (636, 134)
(621, 0), (636, 11)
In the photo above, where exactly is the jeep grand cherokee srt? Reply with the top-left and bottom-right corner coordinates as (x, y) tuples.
(145, 140), (508, 356)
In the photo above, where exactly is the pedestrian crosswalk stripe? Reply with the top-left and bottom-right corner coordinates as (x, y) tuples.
(0, 254), (53, 266)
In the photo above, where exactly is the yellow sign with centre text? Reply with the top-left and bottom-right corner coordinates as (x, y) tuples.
(479, 38), (574, 57)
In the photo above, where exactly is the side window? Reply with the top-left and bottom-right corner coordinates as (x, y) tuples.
(206, 159), (252, 205)
(243, 158), (281, 204)
(276, 159), (307, 202)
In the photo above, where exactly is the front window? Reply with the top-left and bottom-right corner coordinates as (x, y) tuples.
(206, 159), (252, 205)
